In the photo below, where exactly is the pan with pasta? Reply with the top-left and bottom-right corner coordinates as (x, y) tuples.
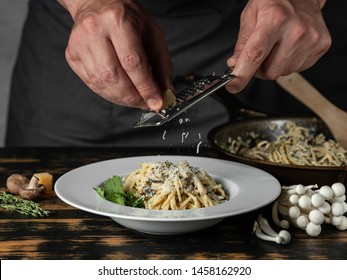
(210, 117), (347, 185)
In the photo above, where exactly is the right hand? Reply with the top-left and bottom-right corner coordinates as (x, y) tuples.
(226, 0), (331, 93)
(60, 0), (173, 111)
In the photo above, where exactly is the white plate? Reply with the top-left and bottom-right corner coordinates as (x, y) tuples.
(55, 155), (281, 235)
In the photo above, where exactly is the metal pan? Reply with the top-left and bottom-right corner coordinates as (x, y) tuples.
(209, 116), (347, 186)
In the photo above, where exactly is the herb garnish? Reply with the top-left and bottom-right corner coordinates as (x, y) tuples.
(0, 191), (50, 217)
(95, 175), (144, 208)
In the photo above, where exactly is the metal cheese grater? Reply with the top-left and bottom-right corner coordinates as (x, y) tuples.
(134, 69), (235, 128)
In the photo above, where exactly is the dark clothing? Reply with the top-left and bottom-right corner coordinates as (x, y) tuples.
(5, 0), (347, 147)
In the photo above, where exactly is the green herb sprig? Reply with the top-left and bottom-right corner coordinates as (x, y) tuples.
(0, 191), (50, 217)
(95, 175), (144, 208)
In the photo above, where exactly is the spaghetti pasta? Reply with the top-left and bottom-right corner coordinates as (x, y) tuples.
(122, 160), (228, 210)
(225, 121), (347, 167)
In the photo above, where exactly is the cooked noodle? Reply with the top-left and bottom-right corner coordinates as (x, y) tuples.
(225, 121), (347, 167)
(122, 160), (228, 210)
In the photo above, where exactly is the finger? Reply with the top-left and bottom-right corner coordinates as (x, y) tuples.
(67, 35), (148, 109)
(110, 21), (163, 111)
(86, 35), (149, 108)
(226, 5), (281, 93)
(227, 9), (256, 69)
(227, 27), (277, 93)
(144, 23), (174, 93)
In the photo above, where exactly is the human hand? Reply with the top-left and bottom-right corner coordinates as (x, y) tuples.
(58, 0), (173, 111)
(226, 0), (331, 93)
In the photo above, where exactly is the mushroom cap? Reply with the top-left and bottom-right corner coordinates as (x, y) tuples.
(308, 209), (324, 225)
(336, 216), (347, 230)
(311, 193), (325, 208)
(305, 222), (322, 237)
(6, 174), (30, 195)
(331, 182), (345, 198)
(298, 195), (312, 209)
(295, 184), (305, 195)
(278, 230), (291, 244)
(319, 185), (334, 200)
(289, 206), (300, 219)
(296, 215), (309, 229)
(19, 185), (45, 200)
(331, 202), (345, 217)
(318, 202), (331, 215)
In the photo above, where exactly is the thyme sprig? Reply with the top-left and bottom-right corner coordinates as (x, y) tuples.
(0, 191), (50, 217)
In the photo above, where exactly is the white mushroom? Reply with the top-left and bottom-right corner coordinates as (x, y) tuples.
(334, 194), (346, 203)
(331, 182), (345, 198)
(298, 194), (312, 209)
(331, 201), (345, 217)
(258, 215), (279, 237)
(330, 215), (343, 226)
(253, 217), (291, 245)
(272, 201), (290, 229)
(289, 206), (301, 219)
(295, 215), (309, 229)
(319, 185), (334, 200)
(305, 222), (322, 237)
(295, 184), (306, 195)
(318, 202), (331, 215)
(253, 221), (282, 244)
(336, 216), (347, 231)
(289, 194), (299, 204)
(343, 202), (347, 212)
(311, 193), (325, 208)
(278, 230), (291, 244)
(278, 204), (289, 216)
(308, 209), (324, 225)
(282, 185), (298, 194)
(274, 181), (346, 238)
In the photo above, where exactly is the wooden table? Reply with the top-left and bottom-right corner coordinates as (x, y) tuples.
(1, 147), (346, 260)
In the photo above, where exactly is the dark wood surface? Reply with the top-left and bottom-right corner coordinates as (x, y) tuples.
(1, 147), (346, 260)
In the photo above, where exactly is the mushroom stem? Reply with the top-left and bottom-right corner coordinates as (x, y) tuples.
(272, 201), (289, 229)
(258, 215), (278, 237)
(253, 221), (282, 244)
(27, 176), (39, 190)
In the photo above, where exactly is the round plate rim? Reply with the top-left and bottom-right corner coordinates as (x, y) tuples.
(55, 155), (281, 222)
